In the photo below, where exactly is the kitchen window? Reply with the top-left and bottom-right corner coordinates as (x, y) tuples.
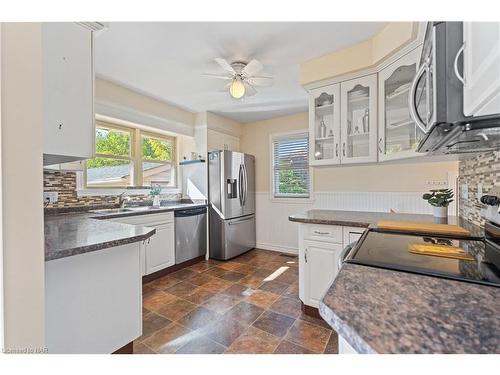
(271, 131), (311, 199)
(85, 121), (176, 188)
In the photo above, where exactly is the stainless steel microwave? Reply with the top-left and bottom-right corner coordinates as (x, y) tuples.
(411, 22), (500, 154)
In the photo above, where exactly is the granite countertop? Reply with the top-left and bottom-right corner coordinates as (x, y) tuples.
(44, 201), (207, 262)
(319, 263), (500, 353)
(289, 209), (483, 239)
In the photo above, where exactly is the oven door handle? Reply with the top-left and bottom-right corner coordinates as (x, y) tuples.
(337, 243), (354, 271)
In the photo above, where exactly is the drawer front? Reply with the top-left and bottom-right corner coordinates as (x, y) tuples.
(304, 224), (343, 243)
(109, 212), (174, 226)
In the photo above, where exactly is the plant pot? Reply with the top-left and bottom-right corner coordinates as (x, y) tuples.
(433, 206), (448, 218)
(152, 195), (160, 208)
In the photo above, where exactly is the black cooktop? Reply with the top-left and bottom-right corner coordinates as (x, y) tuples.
(345, 230), (500, 287)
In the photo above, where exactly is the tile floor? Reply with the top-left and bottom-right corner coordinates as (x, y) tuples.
(135, 249), (338, 354)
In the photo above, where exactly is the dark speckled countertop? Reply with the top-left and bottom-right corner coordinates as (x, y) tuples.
(319, 263), (500, 353)
(45, 201), (207, 262)
(289, 209), (483, 239)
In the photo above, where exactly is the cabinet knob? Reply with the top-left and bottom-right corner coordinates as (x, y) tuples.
(335, 143), (339, 157)
(58, 123), (63, 130)
(304, 248), (308, 263)
(342, 142), (346, 157)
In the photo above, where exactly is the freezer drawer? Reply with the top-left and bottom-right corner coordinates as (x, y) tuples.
(209, 209), (256, 260)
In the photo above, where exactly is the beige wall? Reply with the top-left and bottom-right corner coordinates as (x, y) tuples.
(206, 112), (243, 137)
(95, 79), (196, 136)
(1, 23), (45, 350)
(300, 22), (416, 85)
(241, 112), (459, 193)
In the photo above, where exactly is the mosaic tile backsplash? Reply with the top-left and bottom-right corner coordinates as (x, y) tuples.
(43, 170), (181, 210)
(459, 151), (500, 227)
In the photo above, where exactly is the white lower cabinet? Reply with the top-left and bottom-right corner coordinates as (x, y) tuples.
(303, 239), (343, 308)
(109, 212), (175, 276)
(45, 243), (142, 353)
(144, 222), (175, 275)
(339, 335), (359, 354)
(299, 223), (366, 309)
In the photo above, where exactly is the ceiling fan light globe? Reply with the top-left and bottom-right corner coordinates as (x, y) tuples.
(229, 79), (245, 99)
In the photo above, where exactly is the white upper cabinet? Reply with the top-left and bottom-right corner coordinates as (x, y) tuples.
(43, 23), (94, 165)
(378, 47), (424, 161)
(340, 74), (378, 164)
(309, 85), (341, 166)
(207, 129), (240, 152)
(462, 22), (500, 117)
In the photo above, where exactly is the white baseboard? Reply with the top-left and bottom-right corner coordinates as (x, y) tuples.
(255, 242), (298, 255)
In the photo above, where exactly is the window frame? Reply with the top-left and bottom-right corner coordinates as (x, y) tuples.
(84, 120), (177, 189)
(269, 130), (314, 203)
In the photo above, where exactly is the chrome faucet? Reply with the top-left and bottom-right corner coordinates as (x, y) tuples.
(117, 192), (131, 209)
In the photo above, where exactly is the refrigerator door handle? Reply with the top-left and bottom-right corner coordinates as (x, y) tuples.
(238, 164), (244, 207)
(242, 163), (248, 206)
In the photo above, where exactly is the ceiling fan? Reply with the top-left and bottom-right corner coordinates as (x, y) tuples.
(203, 58), (274, 99)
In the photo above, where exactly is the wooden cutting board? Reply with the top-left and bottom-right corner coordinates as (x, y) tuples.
(377, 220), (471, 237)
(408, 243), (475, 261)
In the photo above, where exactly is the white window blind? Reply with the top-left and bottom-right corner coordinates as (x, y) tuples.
(272, 132), (310, 198)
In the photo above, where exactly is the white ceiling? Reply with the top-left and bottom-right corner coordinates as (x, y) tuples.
(94, 22), (387, 123)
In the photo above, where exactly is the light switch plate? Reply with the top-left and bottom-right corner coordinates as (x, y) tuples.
(43, 192), (58, 203)
(461, 184), (469, 200)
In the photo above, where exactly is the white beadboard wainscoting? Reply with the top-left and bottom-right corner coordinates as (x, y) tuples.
(255, 191), (458, 254)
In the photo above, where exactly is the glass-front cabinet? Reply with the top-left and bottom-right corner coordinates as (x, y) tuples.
(378, 47), (425, 161)
(308, 85), (341, 165)
(340, 74), (378, 164)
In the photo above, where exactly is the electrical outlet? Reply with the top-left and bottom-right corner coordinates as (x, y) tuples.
(43, 192), (58, 204)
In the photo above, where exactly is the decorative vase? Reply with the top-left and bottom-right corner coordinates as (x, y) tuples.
(153, 195), (160, 208)
(433, 206), (448, 218)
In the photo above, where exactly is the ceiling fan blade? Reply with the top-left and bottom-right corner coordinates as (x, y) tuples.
(214, 58), (235, 74)
(243, 82), (257, 97)
(219, 82), (232, 92)
(247, 76), (274, 87)
(241, 59), (263, 77)
(202, 73), (232, 80)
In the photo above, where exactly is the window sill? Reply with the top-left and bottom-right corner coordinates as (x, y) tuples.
(269, 196), (315, 204)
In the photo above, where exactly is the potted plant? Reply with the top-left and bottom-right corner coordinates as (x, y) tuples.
(422, 189), (454, 218)
(149, 184), (162, 208)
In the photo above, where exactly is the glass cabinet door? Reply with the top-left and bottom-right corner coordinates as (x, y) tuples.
(379, 47), (425, 161)
(340, 74), (378, 164)
(308, 85), (341, 165)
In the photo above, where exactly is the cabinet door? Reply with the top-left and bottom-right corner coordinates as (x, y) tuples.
(303, 240), (343, 308)
(463, 22), (500, 117)
(145, 223), (175, 275)
(378, 47), (425, 161)
(43, 23), (94, 160)
(340, 75), (378, 164)
(224, 133), (240, 152)
(309, 85), (341, 166)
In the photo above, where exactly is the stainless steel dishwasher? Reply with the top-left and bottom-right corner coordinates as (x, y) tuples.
(174, 206), (207, 264)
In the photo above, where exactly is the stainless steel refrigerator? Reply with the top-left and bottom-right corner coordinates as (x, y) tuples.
(208, 150), (256, 260)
